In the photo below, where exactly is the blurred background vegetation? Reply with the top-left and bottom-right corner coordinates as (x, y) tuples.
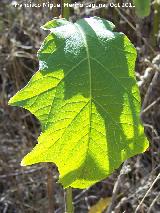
(0, 0), (160, 212)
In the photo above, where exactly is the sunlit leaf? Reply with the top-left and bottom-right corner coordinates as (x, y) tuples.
(9, 17), (149, 189)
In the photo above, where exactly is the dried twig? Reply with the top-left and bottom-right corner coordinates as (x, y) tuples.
(114, 7), (155, 54)
(0, 168), (43, 179)
(105, 160), (129, 213)
(135, 173), (160, 213)
(141, 97), (160, 115)
(141, 71), (160, 122)
(147, 192), (160, 213)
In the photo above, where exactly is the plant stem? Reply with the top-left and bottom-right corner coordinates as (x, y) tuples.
(65, 187), (74, 213)
(151, 1), (160, 47)
(61, 0), (71, 19)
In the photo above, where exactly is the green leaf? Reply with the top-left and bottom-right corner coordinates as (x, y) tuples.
(41, 18), (69, 30)
(9, 17), (149, 189)
(133, 0), (151, 17)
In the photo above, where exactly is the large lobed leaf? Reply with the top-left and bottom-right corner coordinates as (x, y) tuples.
(9, 17), (149, 189)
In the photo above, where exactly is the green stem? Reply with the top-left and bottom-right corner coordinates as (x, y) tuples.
(65, 187), (74, 213)
(151, 1), (160, 47)
(61, 0), (71, 19)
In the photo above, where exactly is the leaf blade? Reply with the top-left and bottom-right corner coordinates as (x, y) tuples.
(9, 17), (149, 189)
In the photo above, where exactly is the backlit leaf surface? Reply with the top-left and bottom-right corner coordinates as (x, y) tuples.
(9, 17), (148, 189)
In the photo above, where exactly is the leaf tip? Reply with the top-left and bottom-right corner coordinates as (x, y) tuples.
(21, 159), (26, 167)
(8, 97), (15, 106)
(8, 99), (11, 105)
(8, 92), (20, 106)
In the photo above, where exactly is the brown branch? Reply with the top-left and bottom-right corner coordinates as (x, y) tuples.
(47, 163), (55, 213)
(52, 0), (60, 17)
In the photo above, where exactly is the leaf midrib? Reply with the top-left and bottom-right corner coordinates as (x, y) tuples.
(75, 23), (93, 172)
